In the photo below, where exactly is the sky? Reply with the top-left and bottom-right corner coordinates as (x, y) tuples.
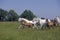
(0, 0), (60, 19)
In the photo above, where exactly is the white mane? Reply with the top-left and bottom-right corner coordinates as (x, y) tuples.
(18, 18), (33, 23)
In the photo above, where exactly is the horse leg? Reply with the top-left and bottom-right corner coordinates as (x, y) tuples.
(18, 24), (21, 29)
(32, 24), (36, 29)
(34, 24), (39, 30)
(47, 25), (50, 29)
(40, 24), (43, 29)
(43, 24), (46, 29)
(18, 24), (23, 30)
(28, 25), (32, 29)
(51, 25), (54, 29)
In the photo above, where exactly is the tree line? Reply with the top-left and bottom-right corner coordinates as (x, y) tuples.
(0, 8), (36, 21)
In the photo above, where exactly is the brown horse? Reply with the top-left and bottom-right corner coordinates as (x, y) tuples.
(46, 19), (55, 29)
(21, 20), (33, 28)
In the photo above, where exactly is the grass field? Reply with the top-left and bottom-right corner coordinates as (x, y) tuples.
(0, 22), (60, 40)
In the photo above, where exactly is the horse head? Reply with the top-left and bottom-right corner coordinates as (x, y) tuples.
(18, 18), (22, 22)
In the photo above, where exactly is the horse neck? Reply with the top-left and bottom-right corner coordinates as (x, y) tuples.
(56, 17), (60, 23)
(48, 19), (51, 22)
(57, 17), (60, 20)
(32, 18), (39, 24)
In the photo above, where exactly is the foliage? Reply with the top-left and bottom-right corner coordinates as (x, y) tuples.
(0, 8), (19, 21)
(0, 8), (8, 21)
(20, 10), (36, 20)
(0, 8), (36, 21)
(8, 10), (19, 21)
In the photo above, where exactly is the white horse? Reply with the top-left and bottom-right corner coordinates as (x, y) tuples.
(54, 16), (60, 26)
(32, 17), (48, 29)
(55, 16), (60, 23)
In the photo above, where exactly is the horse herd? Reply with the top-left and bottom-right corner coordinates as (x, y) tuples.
(18, 16), (60, 30)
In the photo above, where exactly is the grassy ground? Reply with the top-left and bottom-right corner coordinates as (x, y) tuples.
(0, 22), (60, 40)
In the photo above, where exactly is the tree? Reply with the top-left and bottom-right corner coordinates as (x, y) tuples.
(8, 10), (19, 21)
(20, 10), (36, 20)
(0, 8), (8, 21)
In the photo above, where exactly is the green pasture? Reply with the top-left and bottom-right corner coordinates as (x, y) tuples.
(0, 22), (60, 40)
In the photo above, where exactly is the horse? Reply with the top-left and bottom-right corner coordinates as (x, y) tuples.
(18, 18), (39, 29)
(46, 19), (55, 29)
(18, 18), (34, 29)
(21, 20), (33, 28)
(32, 17), (47, 29)
(54, 16), (60, 26)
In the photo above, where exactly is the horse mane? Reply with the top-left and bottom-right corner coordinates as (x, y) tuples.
(41, 17), (46, 19)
